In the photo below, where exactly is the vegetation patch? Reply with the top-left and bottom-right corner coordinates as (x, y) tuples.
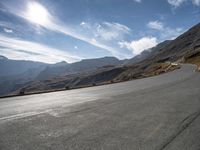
(143, 63), (180, 77)
(113, 62), (180, 82)
(185, 51), (200, 71)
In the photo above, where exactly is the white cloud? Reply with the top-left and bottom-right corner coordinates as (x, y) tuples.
(160, 27), (184, 40)
(192, 0), (200, 6)
(103, 22), (131, 33)
(74, 46), (78, 49)
(167, 0), (186, 7)
(80, 22), (86, 26)
(167, 0), (200, 7)
(133, 0), (142, 3)
(95, 22), (131, 41)
(147, 21), (164, 30)
(8, 2), (128, 58)
(0, 21), (45, 35)
(147, 20), (184, 40)
(0, 1), (132, 60)
(0, 35), (82, 63)
(80, 21), (91, 29)
(80, 21), (131, 41)
(3, 28), (13, 33)
(47, 22), (126, 58)
(119, 37), (158, 55)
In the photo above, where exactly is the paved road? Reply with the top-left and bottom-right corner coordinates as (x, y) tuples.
(0, 64), (200, 150)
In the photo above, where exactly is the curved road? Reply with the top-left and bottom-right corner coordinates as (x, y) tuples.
(0, 64), (200, 150)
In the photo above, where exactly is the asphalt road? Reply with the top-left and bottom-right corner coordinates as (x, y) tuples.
(0, 64), (200, 150)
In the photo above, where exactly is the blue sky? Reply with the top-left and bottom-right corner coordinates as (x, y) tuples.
(0, 0), (199, 63)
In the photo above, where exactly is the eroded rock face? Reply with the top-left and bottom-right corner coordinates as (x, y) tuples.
(197, 66), (200, 72)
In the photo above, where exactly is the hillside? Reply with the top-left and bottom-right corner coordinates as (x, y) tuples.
(116, 23), (200, 80)
(0, 56), (47, 77)
(0, 57), (48, 96)
(37, 57), (123, 80)
(125, 40), (172, 65)
(0, 56), (125, 96)
(149, 23), (200, 63)
(1, 22), (200, 97)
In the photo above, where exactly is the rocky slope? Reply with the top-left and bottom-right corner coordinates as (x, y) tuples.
(1, 22), (200, 97)
(0, 56), (125, 96)
(36, 57), (123, 80)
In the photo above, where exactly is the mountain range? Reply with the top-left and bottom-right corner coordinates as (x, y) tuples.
(0, 22), (200, 97)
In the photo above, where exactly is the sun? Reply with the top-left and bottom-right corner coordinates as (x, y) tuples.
(26, 2), (50, 25)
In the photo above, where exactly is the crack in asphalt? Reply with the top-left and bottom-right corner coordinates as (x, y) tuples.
(157, 109), (200, 150)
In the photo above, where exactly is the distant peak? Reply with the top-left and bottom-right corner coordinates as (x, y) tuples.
(56, 61), (68, 64)
(53, 61), (69, 67)
(103, 56), (116, 58)
(80, 56), (119, 62)
(0, 55), (8, 60)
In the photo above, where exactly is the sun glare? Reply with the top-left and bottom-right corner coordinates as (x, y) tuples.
(26, 2), (50, 25)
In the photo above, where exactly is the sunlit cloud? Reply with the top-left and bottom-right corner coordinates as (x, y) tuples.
(0, 35), (82, 63)
(192, 0), (200, 6)
(167, 0), (200, 7)
(147, 21), (164, 31)
(80, 21), (131, 41)
(80, 21), (91, 29)
(3, 28), (13, 33)
(119, 37), (158, 55)
(147, 20), (184, 40)
(133, 0), (142, 3)
(167, 0), (186, 7)
(12, 1), (128, 58)
(25, 2), (50, 25)
(160, 27), (184, 40)
(95, 22), (131, 41)
(48, 22), (126, 57)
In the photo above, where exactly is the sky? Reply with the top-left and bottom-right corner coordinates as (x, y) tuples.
(0, 0), (199, 63)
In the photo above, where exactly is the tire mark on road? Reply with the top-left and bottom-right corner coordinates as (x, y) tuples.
(157, 110), (200, 150)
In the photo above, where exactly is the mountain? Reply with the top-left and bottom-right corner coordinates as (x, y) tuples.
(35, 61), (69, 80)
(125, 40), (172, 65)
(146, 23), (200, 63)
(0, 56), (124, 96)
(15, 22), (200, 95)
(0, 55), (8, 60)
(0, 57), (48, 96)
(0, 56), (47, 78)
(115, 23), (200, 81)
(125, 23), (200, 66)
(54, 61), (69, 67)
(36, 57), (123, 80)
(1, 22), (200, 97)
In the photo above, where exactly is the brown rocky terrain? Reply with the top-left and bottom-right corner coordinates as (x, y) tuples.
(1, 22), (200, 97)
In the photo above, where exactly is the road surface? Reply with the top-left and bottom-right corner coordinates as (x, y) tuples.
(0, 64), (200, 150)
